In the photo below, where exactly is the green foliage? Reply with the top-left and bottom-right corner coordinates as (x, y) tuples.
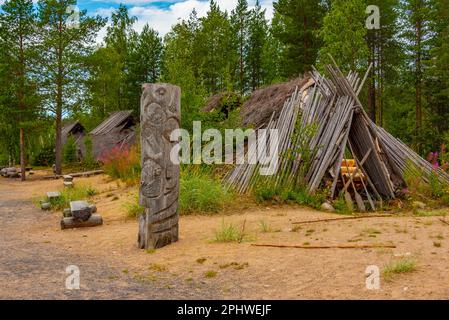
(63, 136), (77, 164)
(32, 144), (55, 167)
(180, 169), (233, 215)
(272, 0), (327, 77)
(253, 183), (326, 210)
(318, 0), (369, 73)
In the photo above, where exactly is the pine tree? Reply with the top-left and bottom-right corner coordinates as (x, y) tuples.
(196, 1), (235, 93)
(246, 0), (269, 90)
(231, 0), (250, 93)
(36, 0), (105, 175)
(272, 0), (328, 77)
(399, 0), (433, 151)
(0, 0), (38, 180)
(127, 24), (163, 109)
(319, 0), (369, 73)
(366, 0), (402, 124)
(424, 0), (449, 149)
(104, 4), (138, 112)
(86, 47), (124, 119)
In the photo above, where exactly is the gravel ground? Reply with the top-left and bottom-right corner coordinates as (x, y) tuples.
(0, 187), (222, 300)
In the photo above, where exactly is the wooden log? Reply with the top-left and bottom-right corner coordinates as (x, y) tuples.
(139, 83), (181, 250)
(42, 170), (104, 180)
(61, 214), (103, 230)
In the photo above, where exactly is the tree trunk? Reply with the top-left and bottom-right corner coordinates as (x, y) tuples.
(20, 128), (26, 181)
(415, 18), (423, 152)
(55, 16), (64, 176)
(55, 90), (63, 175)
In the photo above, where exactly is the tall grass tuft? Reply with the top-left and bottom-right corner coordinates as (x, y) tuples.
(214, 219), (244, 243)
(180, 168), (233, 215)
(123, 196), (145, 218)
(382, 258), (417, 281)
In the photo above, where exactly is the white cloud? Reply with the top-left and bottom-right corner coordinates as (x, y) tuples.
(94, 0), (274, 39)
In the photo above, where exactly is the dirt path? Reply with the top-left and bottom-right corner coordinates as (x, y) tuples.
(1, 174), (449, 299)
(0, 183), (222, 300)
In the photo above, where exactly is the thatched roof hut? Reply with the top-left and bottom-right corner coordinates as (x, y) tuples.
(240, 75), (312, 129)
(90, 111), (137, 160)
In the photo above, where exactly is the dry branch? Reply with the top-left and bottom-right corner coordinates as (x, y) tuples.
(291, 214), (395, 225)
(251, 243), (396, 249)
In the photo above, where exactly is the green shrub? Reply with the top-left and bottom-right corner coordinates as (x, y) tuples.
(180, 170), (233, 215)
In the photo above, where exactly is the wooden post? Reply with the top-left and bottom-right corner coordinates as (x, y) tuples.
(138, 83), (181, 250)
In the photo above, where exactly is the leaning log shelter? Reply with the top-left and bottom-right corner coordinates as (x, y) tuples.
(225, 58), (449, 212)
(90, 110), (137, 160)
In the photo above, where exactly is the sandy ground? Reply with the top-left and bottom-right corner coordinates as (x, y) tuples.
(1, 172), (449, 300)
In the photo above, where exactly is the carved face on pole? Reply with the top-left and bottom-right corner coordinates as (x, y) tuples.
(140, 83), (181, 212)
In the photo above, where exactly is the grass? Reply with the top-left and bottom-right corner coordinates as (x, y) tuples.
(204, 271), (217, 278)
(333, 192), (354, 215)
(382, 258), (417, 281)
(259, 220), (271, 233)
(39, 184), (98, 211)
(180, 170), (234, 215)
(252, 184), (326, 210)
(214, 219), (245, 243)
(148, 263), (167, 272)
(123, 196), (145, 218)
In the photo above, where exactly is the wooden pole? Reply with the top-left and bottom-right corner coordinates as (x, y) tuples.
(139, 83), (181, 250)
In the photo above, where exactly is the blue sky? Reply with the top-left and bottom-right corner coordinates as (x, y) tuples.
(76, 0), (274, 40)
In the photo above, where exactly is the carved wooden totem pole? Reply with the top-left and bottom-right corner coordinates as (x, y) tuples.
(139, 83), (181, 250)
